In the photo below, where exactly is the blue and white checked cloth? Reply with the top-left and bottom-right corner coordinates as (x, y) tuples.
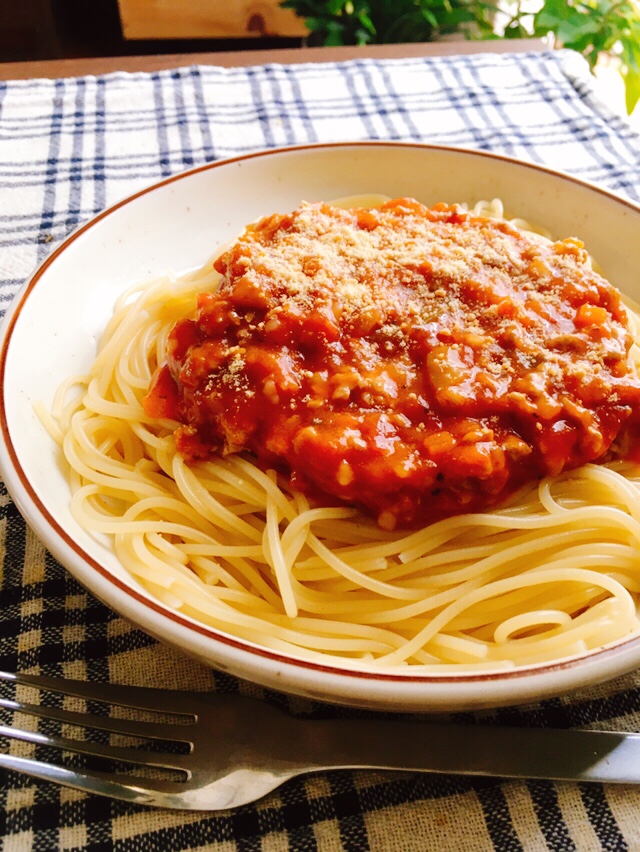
(1, 47), (640, 852)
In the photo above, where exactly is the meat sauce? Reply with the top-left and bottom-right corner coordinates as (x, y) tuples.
(143, 198), (640, 529)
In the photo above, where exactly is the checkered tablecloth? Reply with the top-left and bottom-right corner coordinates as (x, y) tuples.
(1, 47), (640, 851)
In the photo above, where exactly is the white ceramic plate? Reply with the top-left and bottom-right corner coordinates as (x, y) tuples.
(2, 142), (640, 712)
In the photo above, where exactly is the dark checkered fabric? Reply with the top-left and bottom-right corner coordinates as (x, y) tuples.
(1, 48), (640, 851)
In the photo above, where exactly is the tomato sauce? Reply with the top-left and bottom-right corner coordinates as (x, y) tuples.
(144, 199), (640, 529)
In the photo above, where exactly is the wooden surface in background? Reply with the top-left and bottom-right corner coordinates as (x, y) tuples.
(0, 39), (546, 80)
(117, 0), (307, 40)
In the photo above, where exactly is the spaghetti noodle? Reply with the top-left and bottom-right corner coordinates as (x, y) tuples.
(44, 198), (640, 671)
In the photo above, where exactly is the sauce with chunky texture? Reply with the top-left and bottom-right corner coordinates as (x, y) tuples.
(144, 199), (640, 529)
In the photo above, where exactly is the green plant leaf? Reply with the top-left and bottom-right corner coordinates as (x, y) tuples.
(354, 26), (374, 43)
(302, 16), (327, 31)
(326, 0), (347, 14)
(621, 27), (640, 71)
(624, 64), (640, 113)
(278, 0), (640, 94)
(503, 21), (531, 39)
(535, 5), (601, 46)
(357, 10), (376, 34)
(384, 16), (424, 42)
(422, 9), (439, 28)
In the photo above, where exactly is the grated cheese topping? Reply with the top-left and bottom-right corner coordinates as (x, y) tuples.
(145, 198), (640, 528)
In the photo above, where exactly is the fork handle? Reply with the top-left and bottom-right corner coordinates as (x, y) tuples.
(298, 718), (640, 785)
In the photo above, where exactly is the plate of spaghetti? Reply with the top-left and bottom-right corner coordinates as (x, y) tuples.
(3, 142), (640, 711)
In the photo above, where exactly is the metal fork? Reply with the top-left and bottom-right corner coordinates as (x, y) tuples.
(2, 670), (640, 810)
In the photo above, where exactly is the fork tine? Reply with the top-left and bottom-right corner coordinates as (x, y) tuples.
(0, 721), (191, 771)
(0, 752), (190, 806)
(0, 671), (201, 715)
(0, 695), (193, 743)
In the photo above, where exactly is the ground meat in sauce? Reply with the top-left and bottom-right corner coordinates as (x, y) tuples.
(143, 198), (640, 530)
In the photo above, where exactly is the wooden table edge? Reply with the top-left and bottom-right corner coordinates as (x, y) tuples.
(0, 39), (546, 80)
